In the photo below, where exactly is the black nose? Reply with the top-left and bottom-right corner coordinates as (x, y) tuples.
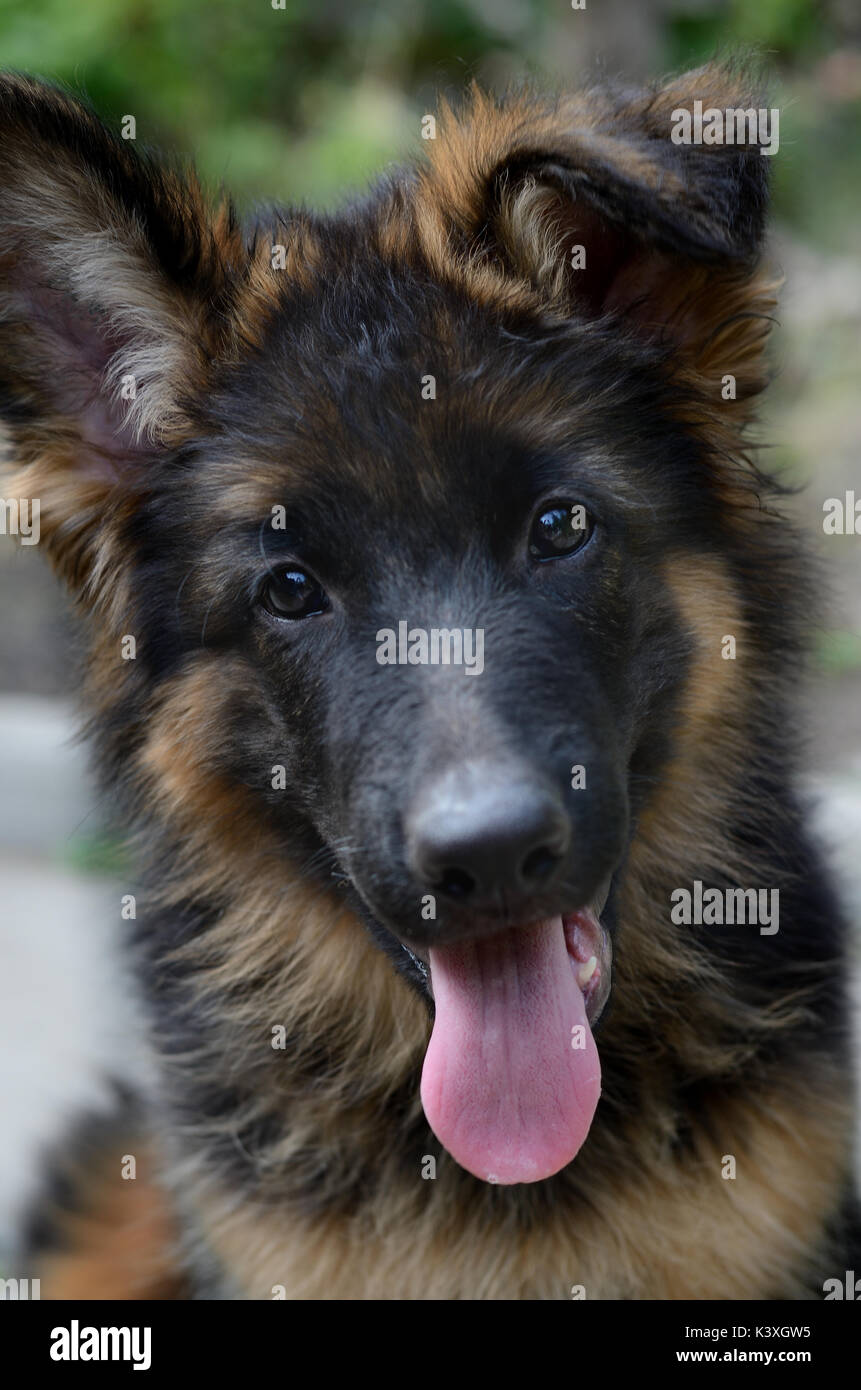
(406, 762), (570, 908)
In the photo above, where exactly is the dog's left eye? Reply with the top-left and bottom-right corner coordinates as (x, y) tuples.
(261, 568), (330, 619)
(529, 502), (594, 560)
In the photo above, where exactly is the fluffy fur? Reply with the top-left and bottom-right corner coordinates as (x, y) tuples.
(1, 63), (858, 1299)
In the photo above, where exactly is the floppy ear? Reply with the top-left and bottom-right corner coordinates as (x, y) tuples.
(418, 63), (776, 408)
(0, 75), (242, 591)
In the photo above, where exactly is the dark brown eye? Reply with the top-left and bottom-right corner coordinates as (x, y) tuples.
(261, 568), (329, 620)
(529, 501), (594, 561)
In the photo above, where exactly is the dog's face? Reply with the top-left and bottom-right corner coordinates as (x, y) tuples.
(198, 284), (685, 942)
(0, 69), (774, 1185)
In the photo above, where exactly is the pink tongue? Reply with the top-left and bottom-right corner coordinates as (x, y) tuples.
(421, 918), (601, 1185)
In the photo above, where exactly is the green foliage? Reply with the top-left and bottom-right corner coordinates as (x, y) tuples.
(817, 630), (861, 674)
(0, 0), (554, 206)
(664, 0), (830, 67)
(62, 829), (130, 877)
(0, 0), (857, 251)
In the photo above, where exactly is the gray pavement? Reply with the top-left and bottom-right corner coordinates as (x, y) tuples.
(0, 696), (151, 1256)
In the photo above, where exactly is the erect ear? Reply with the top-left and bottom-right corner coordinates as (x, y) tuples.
(0, 75), (244, 591)
(418, 63), (777, 407)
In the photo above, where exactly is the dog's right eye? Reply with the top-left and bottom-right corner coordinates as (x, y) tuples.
(260, 568), (330, 620)
(529, 501), (594, 561)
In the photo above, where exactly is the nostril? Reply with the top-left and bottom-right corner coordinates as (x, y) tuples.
(435, 867), (476, 900)
(406, 763), (571, 908)
(521, 844), (562, 885)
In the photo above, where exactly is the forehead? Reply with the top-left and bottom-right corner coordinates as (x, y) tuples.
(193, 244), (683, 539)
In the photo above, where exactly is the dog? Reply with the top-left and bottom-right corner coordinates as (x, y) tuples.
(1, 62), (858, 1299)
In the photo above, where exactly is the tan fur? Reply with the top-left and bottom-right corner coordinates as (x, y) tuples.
(137, 658), (427, 1090)
(190, 1078), (849, 1300)
(233, 217), (323, 350)
(614, 556), (818, 1085)
(37, 1147), (184, 1301)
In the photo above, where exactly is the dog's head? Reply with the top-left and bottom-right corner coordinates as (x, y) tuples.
(0, 68), (776, 1184)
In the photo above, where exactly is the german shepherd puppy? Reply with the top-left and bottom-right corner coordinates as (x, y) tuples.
(2, 63), (858, 1300)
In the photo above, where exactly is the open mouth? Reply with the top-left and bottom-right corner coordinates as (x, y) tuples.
(563, 903), (613, 1029)
(403, 885), (613, 1187)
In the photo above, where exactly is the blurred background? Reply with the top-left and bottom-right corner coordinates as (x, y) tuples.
(1, 0), (860, 1264)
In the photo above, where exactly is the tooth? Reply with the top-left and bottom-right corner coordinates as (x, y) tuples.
(578, 956), (598, 985)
